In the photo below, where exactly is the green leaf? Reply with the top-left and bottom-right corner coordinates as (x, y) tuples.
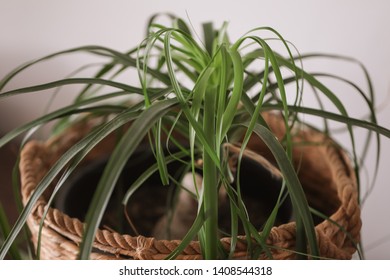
(203, 22), (214, 55)
(202, 88), (219, 259)
(0, 45), (170, 92)
(221, 47), (244, 137)
(0, 78), (145, 100)
(78, 98), (178, 259)
(237, 121), (320, 258)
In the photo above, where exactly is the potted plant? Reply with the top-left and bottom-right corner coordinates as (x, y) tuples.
(0, 14), (389, 260)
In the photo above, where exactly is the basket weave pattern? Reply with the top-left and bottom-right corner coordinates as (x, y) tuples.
(20, 113), (361, 259)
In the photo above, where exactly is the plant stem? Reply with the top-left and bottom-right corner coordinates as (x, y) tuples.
(202, 89), (218, 259)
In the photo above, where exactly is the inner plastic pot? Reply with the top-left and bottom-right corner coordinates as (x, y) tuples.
(54, 146), (292, 239)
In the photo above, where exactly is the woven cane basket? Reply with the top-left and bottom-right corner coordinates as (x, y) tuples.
(19, 112), (361, 260)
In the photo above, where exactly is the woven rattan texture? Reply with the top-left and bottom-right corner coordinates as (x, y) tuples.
(19, 113), (361, 259)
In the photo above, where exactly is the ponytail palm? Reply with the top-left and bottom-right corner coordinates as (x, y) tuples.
(0, 15), (389, 260)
